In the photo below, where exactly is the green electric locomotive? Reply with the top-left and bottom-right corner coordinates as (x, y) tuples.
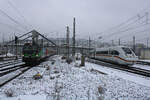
(22, 43), (48, 64)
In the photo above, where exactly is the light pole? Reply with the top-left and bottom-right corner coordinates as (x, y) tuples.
(98, 36), (102, 48)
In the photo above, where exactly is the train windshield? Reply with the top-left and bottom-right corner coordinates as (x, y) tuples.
(23, 50), (35, 54)
(23, 43), (39, 50)
(122, 47), (132, 54)
(23, 44), (32, 51)
(23, 43), (39, 54)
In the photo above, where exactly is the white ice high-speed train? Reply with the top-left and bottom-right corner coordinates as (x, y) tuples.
(91, 46), (138, 65)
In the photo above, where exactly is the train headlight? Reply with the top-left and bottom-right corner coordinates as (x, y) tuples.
(22, 54), (24, 57)
(36, 54), (38, 57)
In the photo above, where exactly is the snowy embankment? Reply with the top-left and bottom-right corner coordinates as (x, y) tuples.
(85, 62), (150, 87)
(85, 62), (150, 99)
(0, 59), (22, 64)
(140, 59), (150, 63)
(0, 53), (15, 58)
(0, 55), (150, 100)
(132, 64), (150, 71)
(0, 62), (25, 71)
(0, 67), (27, 85)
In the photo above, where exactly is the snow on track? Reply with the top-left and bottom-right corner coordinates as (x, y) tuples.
(0, 62), (25, 70)
(0, 59), (22, 65)
(0, 55), (150, 100)
(85, 62), (150, 87)
(140, 59), (150, 63)
(132, 64), (150, 71)
(0, 67), (28, 85)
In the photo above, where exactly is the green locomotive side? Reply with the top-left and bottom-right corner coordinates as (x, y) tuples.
(22, 43), (42, 64)
(22, 43), (55, 64)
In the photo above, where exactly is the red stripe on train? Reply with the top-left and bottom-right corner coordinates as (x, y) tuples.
(95, 54), (135, 63)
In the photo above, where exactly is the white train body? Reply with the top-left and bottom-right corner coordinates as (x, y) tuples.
(93, 46), (138, 65)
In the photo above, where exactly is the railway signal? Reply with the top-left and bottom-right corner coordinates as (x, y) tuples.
(15, 36), (18, 59)
(15, 36), (18, 44)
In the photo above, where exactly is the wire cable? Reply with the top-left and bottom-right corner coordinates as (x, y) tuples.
(0, 21), (25, 32)
(0, 8), (28, 31)
(98, 6), (150, 39)
(7, 0), (33, 29)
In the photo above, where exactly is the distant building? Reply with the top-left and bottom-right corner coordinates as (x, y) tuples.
(140, 48), (150, 59)
(134, 43), (146, 57)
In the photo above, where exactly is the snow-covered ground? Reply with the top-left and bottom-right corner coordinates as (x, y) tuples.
(0, 67), (28, 85)
(85, 61), (150, 86)
(0, 53), (14, 57)
(132, 64), (150, 71)
(0, 62), (25, 71)
(0, 55), (150, 100)
(139, 59), (150, 63)
(0, 59), (22, 65)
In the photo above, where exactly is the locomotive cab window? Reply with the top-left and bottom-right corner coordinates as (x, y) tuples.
(113, 50), (119, 55)
(23, 43), (40, 54)
(122, 47), (132, 54)
(23, 44), (32, 51)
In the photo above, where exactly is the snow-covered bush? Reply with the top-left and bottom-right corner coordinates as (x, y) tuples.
(61, 56), (66, 60)
(98, 86), (105, 94)
(4, 89), (14, 97)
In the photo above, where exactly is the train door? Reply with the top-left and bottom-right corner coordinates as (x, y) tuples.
(113, 50), (120, 63)
(94, 49), (96, 58)
(110, 49), (119, 63)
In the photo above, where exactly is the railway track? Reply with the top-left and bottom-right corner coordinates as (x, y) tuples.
(0, 66), (31, 87)
(136, 61), (150, 66)
(0, 57), (22, 62)
(0, 55), (55, 87)
(88, 58), (150, 77)
(0, 61), (33, 87)
(0, 59), (22, 68)
(0, 64), (26, 77)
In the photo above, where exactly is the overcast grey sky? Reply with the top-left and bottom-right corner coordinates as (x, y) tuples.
(0, 0), (150, 42)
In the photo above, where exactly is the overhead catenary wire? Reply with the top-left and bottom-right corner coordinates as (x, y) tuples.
(118, 35), (150, 46)
(0, 8), (29, 31)
(103, 12), (150, 43)
(118, 21), (150, 44)
(119, 25), (150, 39)
(103, 14), (148, 39)
(7, 0), (33, 29)
(101, 6), (150, 34)
(0, 21), (25, 33)
(98, 6), (150, 41)
(103, 13), (150, 41)
(106, 22), (150, 41)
